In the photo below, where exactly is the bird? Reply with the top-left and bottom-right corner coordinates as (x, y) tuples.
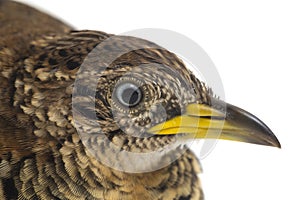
(0, 1), (280, 200)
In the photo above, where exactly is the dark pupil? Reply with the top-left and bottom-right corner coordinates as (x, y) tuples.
(122, 88), (139, 106)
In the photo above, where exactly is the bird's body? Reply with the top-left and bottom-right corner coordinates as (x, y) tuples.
(0, 1), (280, 200)
(0, 1), (203, 199)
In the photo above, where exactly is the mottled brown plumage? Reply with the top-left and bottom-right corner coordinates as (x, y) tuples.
(0, 1), (203, 199)
(0, 1), (280, 200)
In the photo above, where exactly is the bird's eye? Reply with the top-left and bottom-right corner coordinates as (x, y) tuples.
(115, 82), (142, 107)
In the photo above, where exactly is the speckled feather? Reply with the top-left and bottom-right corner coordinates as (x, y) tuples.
(0, 1), (210, 199)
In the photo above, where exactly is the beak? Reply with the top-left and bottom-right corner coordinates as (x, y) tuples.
(148, 99), (281, 148)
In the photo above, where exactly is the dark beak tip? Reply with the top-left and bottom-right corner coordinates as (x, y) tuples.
(225, 102), (281, 149)
(264, 133), (281, 148)
(267, 129), (281, 149)
(273, 138), (281, 149)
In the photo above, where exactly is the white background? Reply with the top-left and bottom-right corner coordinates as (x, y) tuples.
(17, 1), (299, 199)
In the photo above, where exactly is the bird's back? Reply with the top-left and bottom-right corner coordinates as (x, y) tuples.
(0, 0), (71, 123)
(0, 1), (70, 199)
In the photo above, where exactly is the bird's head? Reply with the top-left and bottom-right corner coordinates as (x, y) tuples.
(25, 31), (280, 172)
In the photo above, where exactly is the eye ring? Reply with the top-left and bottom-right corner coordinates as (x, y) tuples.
(115, 82), (143, 107)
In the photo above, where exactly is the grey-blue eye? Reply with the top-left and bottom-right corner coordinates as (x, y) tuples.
(115, 83), (142, 107)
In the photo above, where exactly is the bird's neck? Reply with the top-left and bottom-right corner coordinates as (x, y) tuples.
(59, 139), (204, 199)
